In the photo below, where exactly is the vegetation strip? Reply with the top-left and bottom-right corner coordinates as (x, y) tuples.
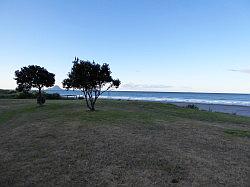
(224, 129), (250, 138)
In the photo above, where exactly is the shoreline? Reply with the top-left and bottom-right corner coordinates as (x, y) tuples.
(168, 102), (250, 117)
(100, 98), (250, 117)
(71, 96), (250, 116)
(2, 97), (250, 117)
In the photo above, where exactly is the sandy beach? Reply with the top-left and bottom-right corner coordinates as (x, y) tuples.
(171, 102), (250, 117)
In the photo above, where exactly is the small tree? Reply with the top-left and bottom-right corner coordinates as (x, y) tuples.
(14, 65), (55, 105)
(63, 57), (121, 111)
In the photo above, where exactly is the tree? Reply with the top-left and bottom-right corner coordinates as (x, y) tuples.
(63, 57), (121, 111)
(14, 65), (55, 105)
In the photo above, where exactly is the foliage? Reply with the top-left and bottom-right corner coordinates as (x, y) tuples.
(186, 104), (199, 110)
(0, 89), (17, 99)
(14, 65), (55, 105)
(0, 89), (61, 100)
(16, 92), (37, 99)
(63, 57), (121, 111)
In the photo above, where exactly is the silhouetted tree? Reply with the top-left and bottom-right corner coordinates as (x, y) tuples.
(14, 65), (55, 105)
(63, 57), (121, 111)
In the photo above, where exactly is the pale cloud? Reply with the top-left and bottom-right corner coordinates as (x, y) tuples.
(118, 83), (173, 91)
(229, 69), (250, 74)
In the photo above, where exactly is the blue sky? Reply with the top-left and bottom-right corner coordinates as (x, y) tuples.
(0, 0), (250, 93)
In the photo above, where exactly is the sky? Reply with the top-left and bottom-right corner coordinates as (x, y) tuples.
(0, 0), (250, 93)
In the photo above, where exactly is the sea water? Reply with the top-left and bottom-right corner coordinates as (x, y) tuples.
(46, 89), (250, 106)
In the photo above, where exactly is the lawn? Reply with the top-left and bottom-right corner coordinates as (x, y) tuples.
(0, 99), (250, 186)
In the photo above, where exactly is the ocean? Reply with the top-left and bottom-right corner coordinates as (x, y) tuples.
(45, 89), (250, 106)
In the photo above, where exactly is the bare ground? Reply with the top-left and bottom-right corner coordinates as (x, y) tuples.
(0, 99), (249, 186)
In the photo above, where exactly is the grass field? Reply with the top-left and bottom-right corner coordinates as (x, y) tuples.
(0, 99), (250, 186)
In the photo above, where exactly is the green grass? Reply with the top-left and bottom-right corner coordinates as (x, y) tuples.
(224, 129), (250, 138)
(1, 99), (250, 126)
(0, 104), (36, 124)
(0, 99), (250, 186)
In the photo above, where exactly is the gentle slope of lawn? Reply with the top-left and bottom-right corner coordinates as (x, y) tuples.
(1, 99), (250, 126)
(0, 99), (249, 186)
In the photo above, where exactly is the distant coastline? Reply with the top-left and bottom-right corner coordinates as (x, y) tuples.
(45, 87), (250, 107)
(42, 87), (250, 117)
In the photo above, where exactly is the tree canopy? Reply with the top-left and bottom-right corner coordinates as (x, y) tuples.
(63, 57), (120, 111)
(14, 65), (55, 105)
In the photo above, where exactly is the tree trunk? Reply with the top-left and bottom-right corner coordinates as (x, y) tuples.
(90, 102), (95, 111)
(85, 99), (95, 111)
(82, 90), (97, 111)
(86, 99), (93, 111)
(83, 91), (91, 110)
(37, 87), (45, 105)
(38, 87), (41, 98)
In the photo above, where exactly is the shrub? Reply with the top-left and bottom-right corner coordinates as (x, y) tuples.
(186, 104), (199, 110)
(15, 92), (36, 99)
(14, 65), (55, 105)
(44, 93), (61, 100)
